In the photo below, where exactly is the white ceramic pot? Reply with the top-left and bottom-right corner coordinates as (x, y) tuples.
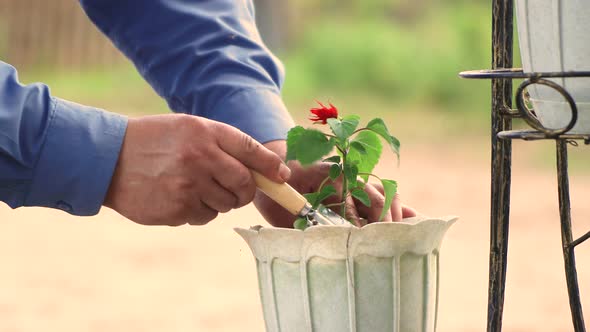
(516, 0), (590, 133)
(235, 216), (457, 332)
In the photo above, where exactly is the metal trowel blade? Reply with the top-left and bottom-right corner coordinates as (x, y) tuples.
(310, 205), (353, 226)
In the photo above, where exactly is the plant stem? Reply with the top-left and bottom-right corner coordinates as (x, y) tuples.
(317, 176), (332, 193)
(324, 201), (346, 208)
(358, 172), (382, 181)
(340, 153), (347, 217)
(351, 128), (371, 135)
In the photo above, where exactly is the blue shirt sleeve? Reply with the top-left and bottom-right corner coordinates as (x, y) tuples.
(1, 1), (293, 215)
(0, 61), (128, 215)
(79, 0), (295, 144)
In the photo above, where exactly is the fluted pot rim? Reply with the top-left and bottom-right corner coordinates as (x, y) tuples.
(235, 215), (457, 262)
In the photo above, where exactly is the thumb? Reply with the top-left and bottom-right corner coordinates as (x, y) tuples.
(215, 123), (291, 183)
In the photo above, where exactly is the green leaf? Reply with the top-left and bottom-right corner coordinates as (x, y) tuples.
(327, 115), (360, 140)
(293, 129), (335, 165)
(390, 135), (401, 163)
(379, 179), (398, 222)
(329, 164), (342, 180)
(303, 185), (337, 208)
(343, 163), (358, 184)
(350, 141), (367, 155)
(286, 126), (306, 162)
(294, 217), (309, 230)
(316, 184), (337, 206)
(367, 118), (400, 159)
(303, 192), (319, 207)
(348, 179), (361, 191)
(351, 189), (371, 207)
(323, 155), (341, 164)
(347, 131), (382, 181)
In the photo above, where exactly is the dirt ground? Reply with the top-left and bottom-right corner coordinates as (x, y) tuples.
(1, 140), (590, 332)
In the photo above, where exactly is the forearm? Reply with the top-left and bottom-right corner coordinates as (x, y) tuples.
(79, 0), (294, 143)
(0, 61), (127, 215)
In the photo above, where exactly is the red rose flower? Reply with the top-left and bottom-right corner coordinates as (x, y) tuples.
(309, 101), (339, 124)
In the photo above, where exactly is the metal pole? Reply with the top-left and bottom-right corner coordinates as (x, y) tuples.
(487, 0), (513, 331)
(556, 140), (586, 332)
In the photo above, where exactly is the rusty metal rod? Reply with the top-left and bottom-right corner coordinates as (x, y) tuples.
(569, 230), (590, 249)
(487, 0), (513, 331)
(556, 140), (586, 332)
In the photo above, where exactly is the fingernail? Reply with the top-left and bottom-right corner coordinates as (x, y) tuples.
(279, 163), (291, 181)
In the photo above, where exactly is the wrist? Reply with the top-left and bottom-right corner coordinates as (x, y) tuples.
(27, 98), (127, 215)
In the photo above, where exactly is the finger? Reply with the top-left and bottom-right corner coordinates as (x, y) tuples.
(215, 123), (291, 183)
(372, 183), (413, 221)
(211, 152), (257, 208)
(201, 180), (239, 213)
(344, 194), (363, 227)
(390, 193), (403, 222)
(304, 162), (332, 192)
(402, 205), (418, 218)
(355, 183), (391, 223)
(188, 202), (219, 226)
(253, 189), (297, 228)
(163, 218), (186, 227)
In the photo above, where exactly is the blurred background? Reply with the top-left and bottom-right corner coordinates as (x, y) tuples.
(0, 0), (589, 331)
(0, 0), (494, 121)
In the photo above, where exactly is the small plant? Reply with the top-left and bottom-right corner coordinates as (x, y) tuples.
(287, 101), (400, 230)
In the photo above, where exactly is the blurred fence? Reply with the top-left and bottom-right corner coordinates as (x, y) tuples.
(0, 0), (124, 69)
(0, 0), (292, 70)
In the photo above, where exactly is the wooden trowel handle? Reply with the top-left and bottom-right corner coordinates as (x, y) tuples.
(251, 170), (309, 216)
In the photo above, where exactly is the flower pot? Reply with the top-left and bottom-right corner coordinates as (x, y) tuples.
(515, 0), (590, 133)
(235, 216), (457, 332)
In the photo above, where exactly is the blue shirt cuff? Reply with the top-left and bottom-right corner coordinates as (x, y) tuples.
(25, 98), (128, 216)
(203, 88), (294, 144)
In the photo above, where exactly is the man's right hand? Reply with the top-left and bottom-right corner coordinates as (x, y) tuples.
(103, 114), (291, 226)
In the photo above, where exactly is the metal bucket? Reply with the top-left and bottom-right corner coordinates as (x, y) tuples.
(516, 0), (590, 133)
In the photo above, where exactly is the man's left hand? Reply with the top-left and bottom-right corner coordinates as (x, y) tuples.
(255, 140), (417, 228)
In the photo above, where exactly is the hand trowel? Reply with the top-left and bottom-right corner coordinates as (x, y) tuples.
(252, 171), (352, 227)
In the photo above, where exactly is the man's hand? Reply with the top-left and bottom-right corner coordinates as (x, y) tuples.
(255, 140), (416, 228)
(104, 114), (291, 226)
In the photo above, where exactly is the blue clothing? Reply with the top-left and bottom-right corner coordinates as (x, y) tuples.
(0, 0), (293, 216)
